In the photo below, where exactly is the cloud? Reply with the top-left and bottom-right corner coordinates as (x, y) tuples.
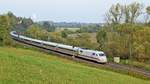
(31, 14), (37, 21)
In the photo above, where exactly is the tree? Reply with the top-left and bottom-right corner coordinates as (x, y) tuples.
(26, 24), (49, 40)
(49, 32), (64, 43)
(7, 12), (18, 28)
(124, 2), (143, 24)
(146, 6), (150, 15)
(0, 15), (12, 46)
(65, 33), (94, 49)
(133, 27), (150, 62)
(105, 3), (123, 24)
(146, 6), (150, 24)
(124, 5), (130, 23)
(96, 28), (107, 50)
(61, 29), (68, 38)
(105, 2), (143, 24)
(42, 21), (56, 32)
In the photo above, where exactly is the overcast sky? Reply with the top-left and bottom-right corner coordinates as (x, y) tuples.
(0, 0), (149, 23)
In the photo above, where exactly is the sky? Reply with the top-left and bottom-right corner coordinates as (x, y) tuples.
(0, 0), (150, 23)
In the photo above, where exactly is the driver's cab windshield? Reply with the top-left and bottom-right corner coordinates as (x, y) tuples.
(99, 53), (105, 56)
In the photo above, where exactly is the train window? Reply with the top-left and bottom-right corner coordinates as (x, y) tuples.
(99, 54), (105, 56)
(80, 50), (83, 53)
(92, 53), (95, 55)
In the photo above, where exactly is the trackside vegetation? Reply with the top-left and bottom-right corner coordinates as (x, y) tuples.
(0, 47), (149, 84)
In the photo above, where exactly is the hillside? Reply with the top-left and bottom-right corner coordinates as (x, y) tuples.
(0, 47), (149, 84)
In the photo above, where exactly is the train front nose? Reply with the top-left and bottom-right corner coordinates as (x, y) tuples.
(100, 56), (107, 63)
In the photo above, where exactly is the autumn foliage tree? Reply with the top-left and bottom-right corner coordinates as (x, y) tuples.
(0, 13), (15, 46)
(105, 2), (142, 24)
(26, 24), (49, 40)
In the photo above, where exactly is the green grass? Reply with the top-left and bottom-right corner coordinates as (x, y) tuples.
(0, 47), (149, 84)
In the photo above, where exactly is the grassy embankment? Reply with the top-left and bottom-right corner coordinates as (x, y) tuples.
(0, 47), (149, 84)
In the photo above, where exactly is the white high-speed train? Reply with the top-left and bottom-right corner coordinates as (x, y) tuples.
(10, 31), (107, 63)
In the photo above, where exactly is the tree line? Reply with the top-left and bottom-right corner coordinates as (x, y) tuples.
(97, 2), (150, 62)
(0, 12), (56, 46)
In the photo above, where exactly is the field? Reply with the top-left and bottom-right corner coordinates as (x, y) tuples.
(55, 27), (80, 32)
(0, 47), (149, 84)
(68, 33), (98, 43)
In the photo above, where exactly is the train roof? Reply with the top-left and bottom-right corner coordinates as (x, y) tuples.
(80, 48), (104, 53)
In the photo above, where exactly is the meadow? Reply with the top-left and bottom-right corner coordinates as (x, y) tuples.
(0, 47), (149, 84)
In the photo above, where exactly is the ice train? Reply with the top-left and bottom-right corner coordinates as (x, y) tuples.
(10, 31), (107, 63)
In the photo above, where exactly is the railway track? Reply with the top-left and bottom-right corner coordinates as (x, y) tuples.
(13, 38), (150, 79)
